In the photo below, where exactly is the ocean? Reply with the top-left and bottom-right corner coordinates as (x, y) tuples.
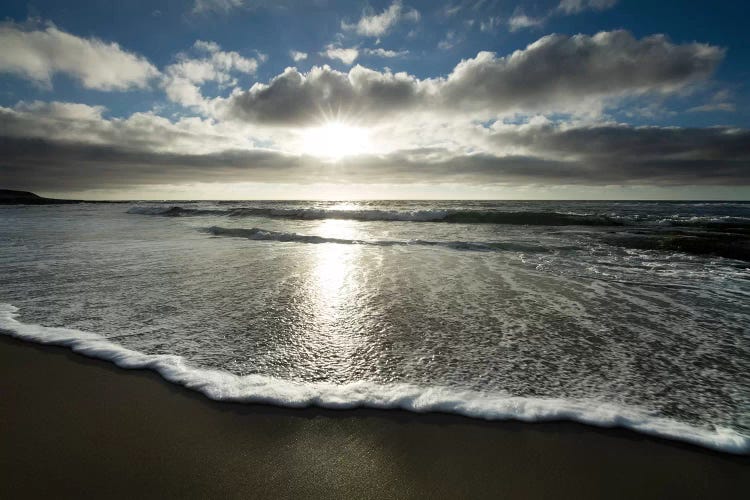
(1, 200), (748, 454)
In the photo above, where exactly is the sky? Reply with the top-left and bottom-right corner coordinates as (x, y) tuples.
(0, 0), (748, 200)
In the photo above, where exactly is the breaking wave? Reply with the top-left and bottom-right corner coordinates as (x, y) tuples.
(1, 302), (747, 455)
(128, 205), (622, 226)
(204, 226), (550, 253)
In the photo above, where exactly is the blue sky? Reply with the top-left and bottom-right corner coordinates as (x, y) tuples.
(0, 0), (748, 199)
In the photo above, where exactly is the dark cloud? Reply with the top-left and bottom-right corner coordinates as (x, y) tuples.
(1, 124), (748, 191)
(441, 31), (722, 112)
(0, 137), (302, 190)
(221, 30), (723, 125)
(222, 65), (425, 124)
(489, 124), (750, 163)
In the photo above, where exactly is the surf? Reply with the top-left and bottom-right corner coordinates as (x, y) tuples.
(1, 303), (747, 456)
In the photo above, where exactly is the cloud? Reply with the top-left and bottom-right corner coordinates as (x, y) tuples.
(321, 44), (359, 65)
(483, 122), (750, 185)
(688, 89), (735, 113)
(192, 0), (244, 14)
(689, 103), (736, 113)
(0, 137), (301, 191)
(190, 0), (306, 15)
(438, 31), (461, 50)
(0, 21), (159, 90)
(364, 48), (409, 58)
(509, 0), (618, 32)
(439, 31), (722, 113)
(0, 101), (256, 154)
(507, 11), (544, 32)
(479, 17), (502, 33)
(1, 125), (748, 191)
(342, 1), (420, 37)
(488, 121), (750, 161)
(440, 4), (463, 17)
(290, 50), (308, 62)
(220, 31), (723, 125)
(2, 101), (748, 191)
(557, 0), (618, 15)
(163, 40), (259, 109)
(219, 64), (427, 125)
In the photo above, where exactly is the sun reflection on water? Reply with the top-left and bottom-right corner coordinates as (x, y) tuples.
(313, 239), (353, 312)
(310, 219), (363, 317)
(287, 218), (373, 380)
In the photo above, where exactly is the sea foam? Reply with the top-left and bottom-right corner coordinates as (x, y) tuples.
(1, 303), (747, 455)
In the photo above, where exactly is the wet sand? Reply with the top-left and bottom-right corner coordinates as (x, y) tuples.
(1, 335), (747, 499)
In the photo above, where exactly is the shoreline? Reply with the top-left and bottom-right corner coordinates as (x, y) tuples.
(1, 335), (748, 498)
(1, 301), (746, 454)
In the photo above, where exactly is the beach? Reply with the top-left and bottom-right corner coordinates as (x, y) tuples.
(2, 0), (749, 495)
(1, 335), (747, 499)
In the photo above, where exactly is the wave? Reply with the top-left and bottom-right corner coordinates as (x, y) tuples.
(127, 205), (750, 231)
(128, 206), (622, 226)
(204, 226), (550, 253)
(604, 231), (750, 262)
(0, 303), (746, 455)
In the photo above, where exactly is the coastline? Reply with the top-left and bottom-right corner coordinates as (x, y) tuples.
(1, 335), (748, 499)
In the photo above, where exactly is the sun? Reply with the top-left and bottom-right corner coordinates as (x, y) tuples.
(301, 122), (371, 160)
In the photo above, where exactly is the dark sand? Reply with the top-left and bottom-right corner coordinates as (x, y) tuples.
(1, 336), (747, 499)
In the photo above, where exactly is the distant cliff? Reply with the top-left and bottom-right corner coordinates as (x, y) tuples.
(0, 190), (80, 205)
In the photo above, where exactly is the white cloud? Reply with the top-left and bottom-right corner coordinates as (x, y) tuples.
(441, 4), (463, 17)
(479, 17), (502, 33)
(290, 50), (308, 62)
(364, 48), (409, 58)
(688, 90), (735, 113)
(163, 40), (259, 109)
(194, 40), (221, 53)
(438, 31), (461, 50)
(342, 1), (420, 37)
(192, 0), (244, 14)
(0, 101), (258, 156)
(557, 0), (618, 14)
(321, 44), (359, 65)
(0, 22), (159, 90)
(508, 0), (618, 32)
(507, 11), (544, 32)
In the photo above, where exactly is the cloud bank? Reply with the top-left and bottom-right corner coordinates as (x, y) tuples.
(1, 101), (748, 191)
(221, 31), (723, 125)
(0, 21), (743, 196)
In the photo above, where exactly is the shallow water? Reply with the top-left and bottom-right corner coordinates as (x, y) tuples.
(1, 200), (748, 453)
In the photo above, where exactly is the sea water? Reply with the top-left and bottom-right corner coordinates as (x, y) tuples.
(1, 200), (748, 453)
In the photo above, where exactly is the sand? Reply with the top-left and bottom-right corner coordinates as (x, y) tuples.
(1, 335), (747, 499)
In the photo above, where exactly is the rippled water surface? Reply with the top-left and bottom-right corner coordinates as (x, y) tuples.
(1, 200), (748, 452)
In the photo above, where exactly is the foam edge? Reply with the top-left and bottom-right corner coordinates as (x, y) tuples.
(0, 303), (747, 455)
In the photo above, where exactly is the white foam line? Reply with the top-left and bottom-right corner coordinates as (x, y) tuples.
(1, 303), (747, 455)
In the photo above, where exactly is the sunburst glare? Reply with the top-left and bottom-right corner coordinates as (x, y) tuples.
(301, 122), (371, 160)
